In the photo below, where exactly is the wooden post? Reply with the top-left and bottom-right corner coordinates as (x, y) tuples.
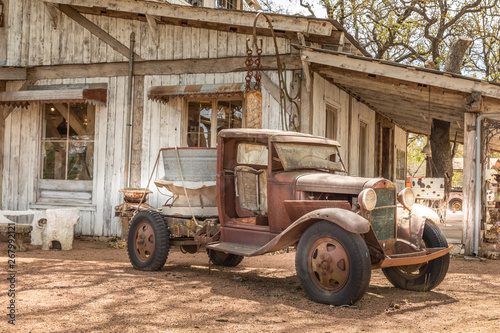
(0, 109), (4, 210)
(130, 75), (144, 188)
(299, 69), (312, 134)
(463, 112), (476, 255)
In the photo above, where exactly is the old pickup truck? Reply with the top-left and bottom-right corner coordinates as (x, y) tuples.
(116, 129), (452, 305)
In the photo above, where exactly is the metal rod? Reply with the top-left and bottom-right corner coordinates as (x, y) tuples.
(474, 112), (500, 255)
(124, 32), (135, 189)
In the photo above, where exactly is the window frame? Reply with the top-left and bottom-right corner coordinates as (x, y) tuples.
(325, 104), (338, 141)
(183, 96), (245, 147)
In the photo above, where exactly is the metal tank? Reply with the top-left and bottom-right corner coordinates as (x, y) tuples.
(155, 148), (218, 217)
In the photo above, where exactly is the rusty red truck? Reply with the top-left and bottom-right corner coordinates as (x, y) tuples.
(116, 129), (452, 305)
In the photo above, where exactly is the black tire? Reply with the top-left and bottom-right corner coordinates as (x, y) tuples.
(127, 210), (170, 271)
(207, 249), (244, 267)
(295, 221), (371, 306)
(382, 222), (450, 292)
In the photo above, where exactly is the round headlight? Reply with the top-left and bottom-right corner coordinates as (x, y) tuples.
(398, 187), (415, 210)
(358, 188), (377, 211)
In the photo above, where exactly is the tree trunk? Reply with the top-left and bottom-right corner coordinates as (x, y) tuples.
(443, 37), (472, 74)
(427, 36), (471, 222)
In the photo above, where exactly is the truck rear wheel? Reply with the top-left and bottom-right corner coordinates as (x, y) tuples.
(127, 210), (170, 271)
(295, 221), (371, 306)
(207, 249), (244, 267)
(382, 222), (450, 291)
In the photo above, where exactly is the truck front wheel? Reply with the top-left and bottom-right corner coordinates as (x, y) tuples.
(295, 221), (371, 306)
(127, 210), (170, 271)
(382, 222), (450, 291)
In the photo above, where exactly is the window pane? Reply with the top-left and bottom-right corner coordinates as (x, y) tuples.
(41, 142), (67, 180)
(359, 122), (368, 177)
(67, 142), (94, 180)
(217, 100), (242, 132)
(326, 105), (337, 140)
(42, 103), (67, 140)
(187, 101), (212, 147)
(68, 103), (95, 140)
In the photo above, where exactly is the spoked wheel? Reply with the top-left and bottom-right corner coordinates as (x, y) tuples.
(207, 249), (244, 267)
(382, 222), (450, 291)
(127, 210), (170, 271)
(295, 221), (371, 306)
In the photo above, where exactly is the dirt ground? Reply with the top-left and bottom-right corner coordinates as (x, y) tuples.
(1, 240), (499, 333)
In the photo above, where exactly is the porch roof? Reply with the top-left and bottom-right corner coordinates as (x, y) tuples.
(298, 45), (500, 150)
(0, 88), (107, 107)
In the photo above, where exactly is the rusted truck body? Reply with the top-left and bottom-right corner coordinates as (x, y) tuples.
(117, 129), (452, 305)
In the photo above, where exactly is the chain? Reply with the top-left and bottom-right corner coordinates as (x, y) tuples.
(254, 40), (263, 91)
(245, 39), (254, 92)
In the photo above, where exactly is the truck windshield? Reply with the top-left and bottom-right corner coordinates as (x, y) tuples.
(274, 142), (345, 172)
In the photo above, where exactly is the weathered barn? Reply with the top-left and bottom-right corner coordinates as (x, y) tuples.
(0, 0), (408, 238)
(2, 0), (499, 257)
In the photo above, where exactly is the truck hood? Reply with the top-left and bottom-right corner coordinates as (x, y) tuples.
(295, 173), (385, 195)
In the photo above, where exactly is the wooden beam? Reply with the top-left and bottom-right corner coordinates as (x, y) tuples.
(301, 48), (500, 100)
(145, 15), (160, 48)
(1, 80), (37, 120)
(260, 72), (280, 102)
(462, 112), (476, 255)
(44, 2), (61, 29)
(44, 0), (334, 37)
(130, 75), (144, 188)
(27, 55), (301, 80)
(57, 4), (144, 61)
(0, 67), (27, 80)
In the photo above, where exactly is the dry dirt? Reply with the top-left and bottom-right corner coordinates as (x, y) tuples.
(1, 240), (500, 333)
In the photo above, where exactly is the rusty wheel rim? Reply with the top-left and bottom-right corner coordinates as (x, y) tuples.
(308, 237), (350, 293)
(134, 221), (155, 262)
(451, 201), (462, 211)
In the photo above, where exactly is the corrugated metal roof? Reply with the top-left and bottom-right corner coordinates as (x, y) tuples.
(0, 88), (107, 107)
(148, 83), (246, 103)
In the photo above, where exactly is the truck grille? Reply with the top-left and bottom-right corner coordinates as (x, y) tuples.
(371, 188), (396, 241)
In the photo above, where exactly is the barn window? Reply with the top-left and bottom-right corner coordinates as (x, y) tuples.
(359, 121), (368, 177)
(40, 102), (95, 181)
(395, 149), (406, 180)
(325, 104), (338, 140)
(186, 98), (243, 147)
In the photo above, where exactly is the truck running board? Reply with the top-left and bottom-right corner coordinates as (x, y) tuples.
(206, 242), (262, 257)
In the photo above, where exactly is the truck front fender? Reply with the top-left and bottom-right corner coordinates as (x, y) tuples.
(252, 208), (370, 256)
(398, 203), (440, 248)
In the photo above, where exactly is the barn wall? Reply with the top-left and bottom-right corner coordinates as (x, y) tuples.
(2, 69), (286, 237)
(5, 0), (290, 67)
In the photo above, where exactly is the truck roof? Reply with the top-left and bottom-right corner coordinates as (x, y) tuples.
(218, 129), (341, 147)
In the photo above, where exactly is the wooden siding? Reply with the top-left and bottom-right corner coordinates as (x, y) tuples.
(6, 0), (290, 67)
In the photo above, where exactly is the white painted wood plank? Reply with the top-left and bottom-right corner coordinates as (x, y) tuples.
(50, 9), (61, 65)
(6, 0), (23, 66)
(217, 31), (227, 58)
(208, 30), (217, 58)
(191, 27), (200, 59)
(20, 0), (31, 66)
(98, 16), (109, 63)
(93, 102), (108, 236)
(2, 111), (13, 208)
(199, 28), (209, 59)
(182, 26), (192, 59)
(82, 14), (92, 64)
(173, 26), (183, 60)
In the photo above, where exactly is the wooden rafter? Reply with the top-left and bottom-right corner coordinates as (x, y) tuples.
(0, 68), (27, 81)
(146, 14), (160, 48)
(43, 2), (61, 29)
(57, 4), (144, 61)
(26, 55), (301, 80)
